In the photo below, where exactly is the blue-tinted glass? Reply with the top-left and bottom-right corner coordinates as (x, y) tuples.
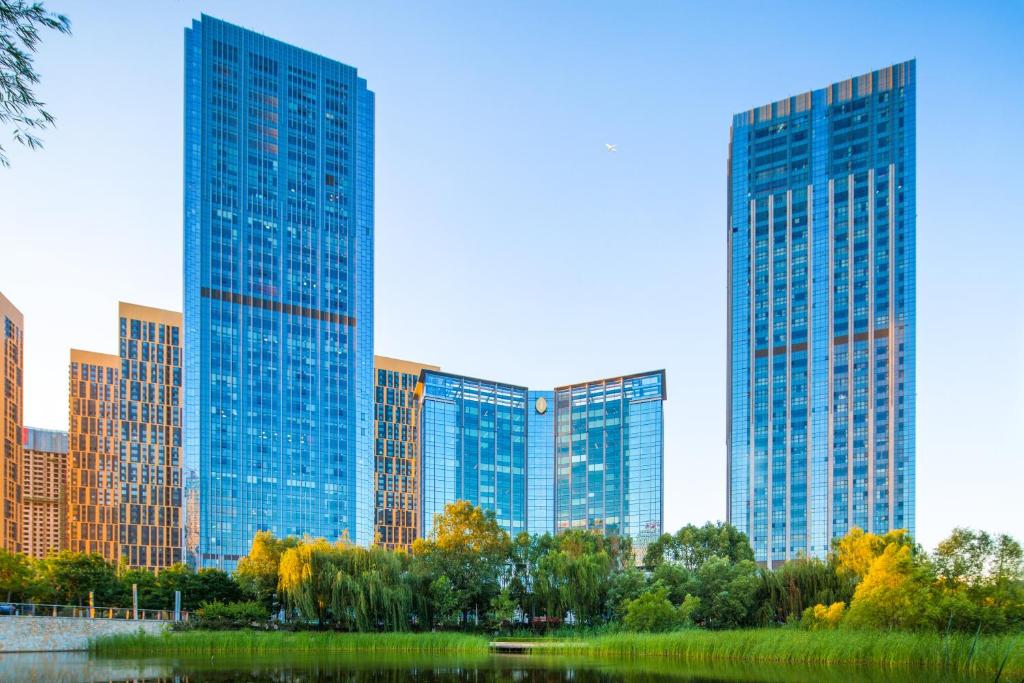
(183, 15), (374, 569)
(727, 63), (916, 566)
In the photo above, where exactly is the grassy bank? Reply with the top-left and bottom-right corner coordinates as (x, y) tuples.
(90, 628), (1024, 678)
(90, 630), (490, 657)
(546, 629), (1024, 677)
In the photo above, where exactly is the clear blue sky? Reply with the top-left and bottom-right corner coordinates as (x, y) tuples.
(1, 1), (1021, 551)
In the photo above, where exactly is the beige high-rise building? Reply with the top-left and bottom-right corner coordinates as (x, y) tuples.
(22, 427), (68, 558)
(67, 349), (120, 561)
(117, 303), (183, 570)
(373, 356), (439, 550)
(0, 292), (24, 552)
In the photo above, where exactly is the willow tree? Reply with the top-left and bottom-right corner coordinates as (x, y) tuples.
(0, 0), (71, 166)
(279, 539), (410, 631)
(278, 539), (339, 628)
(531, 530), (626, 626)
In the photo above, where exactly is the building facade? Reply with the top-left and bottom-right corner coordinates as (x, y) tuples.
(373, 356), (439, 550)
(184, 15), (375, 568)
(0, 292), (23, 553)
(526, 390), (554, 537)
(554, 372), (666, 557)
(417, 369), (665, 551)
(22, 427), (68, 559)
(417, 372), (528, 539)
(67, 350), (120, 560)
(118, 303), (183, 570)
(727, 61), (916, 566)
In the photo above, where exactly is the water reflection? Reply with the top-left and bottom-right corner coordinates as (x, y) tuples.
(0, 651), (988, 683)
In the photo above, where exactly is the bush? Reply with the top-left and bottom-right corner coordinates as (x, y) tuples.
(623, 589), (696, 632)
(800, 601), (845, 630)
(195, 600), (269, 629)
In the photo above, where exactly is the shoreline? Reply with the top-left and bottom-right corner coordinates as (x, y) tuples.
(89, 629), (1024, 677)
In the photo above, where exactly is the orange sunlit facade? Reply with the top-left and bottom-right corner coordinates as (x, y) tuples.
(22, 427), (68, 558)
(373, 356), (439, 550)
(118, 303), (183, 570)
(0, 292), (24, 553)
(67, 349), (120, 561)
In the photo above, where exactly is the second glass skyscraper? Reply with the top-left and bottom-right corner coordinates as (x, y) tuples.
(727, 62), (916, 566)
(184, 16), (375, 568)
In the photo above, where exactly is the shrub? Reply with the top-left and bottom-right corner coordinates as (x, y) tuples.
(623, 589), (695, 632)
(195, 600), (269, 629)
(800, 601), (845, 629)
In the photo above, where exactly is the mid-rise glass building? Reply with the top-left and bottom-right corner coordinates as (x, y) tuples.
(418, 372), (528, 539)
(417, 370), (665, 552)
(554, 372), (666, 557)
(183, 16), (375, 568)
(727, 62), (916, 566)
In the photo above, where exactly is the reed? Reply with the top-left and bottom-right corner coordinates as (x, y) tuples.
(89, 627), (1024, 677)
(545, 629), (1024, 677)
(90, 630), (490, 656)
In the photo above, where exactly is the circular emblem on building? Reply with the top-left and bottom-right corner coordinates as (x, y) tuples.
(535, 396), (548, 414)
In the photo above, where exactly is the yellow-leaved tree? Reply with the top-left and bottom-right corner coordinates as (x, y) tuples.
(845, 543), (937, 630)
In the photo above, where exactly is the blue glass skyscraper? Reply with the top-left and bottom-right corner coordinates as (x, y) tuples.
(727, 62), (916, 566)
(184, 16), (374, 569)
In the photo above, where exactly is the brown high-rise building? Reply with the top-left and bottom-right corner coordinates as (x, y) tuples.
(0, 292), (24, 553)
(117, 303), (183, 570)
(22, 427), (68, 558)
(373, 356), (439, 550)
(67, 349), (120, 561)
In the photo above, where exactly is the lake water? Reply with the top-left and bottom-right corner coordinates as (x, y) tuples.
(0, 651), (996, 683)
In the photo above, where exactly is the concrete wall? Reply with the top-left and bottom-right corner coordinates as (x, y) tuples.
(0, 615), (168, 652)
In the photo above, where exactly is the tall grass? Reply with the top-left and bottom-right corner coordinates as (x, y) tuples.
(90, 630), (490, 657)
(89, 628), (1024, 677)
(545, 629), (1024, 677)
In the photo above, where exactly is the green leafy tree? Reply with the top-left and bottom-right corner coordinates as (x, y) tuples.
(623, 588), (683, 632)
(0, 0), (71, 166)
(0, 547), (31, 601)
(644, 522), (754, 570)
(487, 588), (517, 630)
(606, 566), (648, 622)
(931, 528), (1024, 632)
(33, 552), (121, 606)
(689, 557), (761, 629)
(120, 568), (160, 610)
(427, 574), (460, 628)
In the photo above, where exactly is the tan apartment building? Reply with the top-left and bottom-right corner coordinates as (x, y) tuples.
(67, 349), (120, 560)
(373, 356), (439, 550)
(0, 292), (24, 552)
(22, 427), (68, 558)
